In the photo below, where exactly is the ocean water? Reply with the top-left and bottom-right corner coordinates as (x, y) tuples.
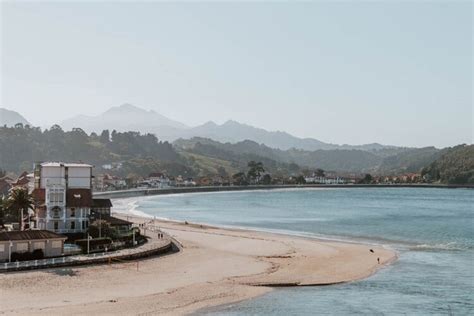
(113, 188), (474, 315)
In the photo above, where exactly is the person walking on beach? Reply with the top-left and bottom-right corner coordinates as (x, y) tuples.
(377, 257), (380, 264)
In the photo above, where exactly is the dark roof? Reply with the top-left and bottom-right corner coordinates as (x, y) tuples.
(0, 179), (11, 195)
(0, 230), (67, 241)
(32, 188), (45, 204)
(92, 198), (113, 208)
(102, 215), (132, 226)
(13, 171), (29, 186)
(66, 189), (92, 207)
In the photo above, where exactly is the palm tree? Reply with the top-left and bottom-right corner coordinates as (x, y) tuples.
(7, 188), (35, 231)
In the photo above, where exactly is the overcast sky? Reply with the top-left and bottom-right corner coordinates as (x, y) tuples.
(1, 1), (472, 148)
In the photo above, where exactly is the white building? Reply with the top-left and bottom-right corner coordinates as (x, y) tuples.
(304, 176), (345, 184)
(32, 162), (93, 233)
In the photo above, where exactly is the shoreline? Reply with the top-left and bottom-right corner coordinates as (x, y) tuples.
(94, 183), (473, 200)
(0, 214), (397, 315)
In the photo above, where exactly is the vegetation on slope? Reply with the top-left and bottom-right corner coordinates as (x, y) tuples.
(0, 125), (180, 175)
(174, 137), (442, 174)
(421, 145), (474, 184)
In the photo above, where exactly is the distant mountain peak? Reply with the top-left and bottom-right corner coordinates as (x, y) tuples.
(202, 121), (218, 127)
(105, 103), (148, 114)
(61, 103), (188, 132)
(58, 103), (398, 152)
(223, 119), (244, 127)
(0, 108), (31, 126)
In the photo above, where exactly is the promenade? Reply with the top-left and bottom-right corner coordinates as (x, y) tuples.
(0, 225), (173, 272)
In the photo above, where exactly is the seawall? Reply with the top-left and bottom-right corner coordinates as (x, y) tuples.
(93, 183), (472, 199)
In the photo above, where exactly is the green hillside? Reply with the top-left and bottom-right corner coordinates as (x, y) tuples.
(421, 145), (474, 184)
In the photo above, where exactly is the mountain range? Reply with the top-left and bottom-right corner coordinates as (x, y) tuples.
(58, 103), (399, 152)
(3, 105), (470, 181)
(2, 104), (401, 152)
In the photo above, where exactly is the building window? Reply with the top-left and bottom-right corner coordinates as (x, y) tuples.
(33, 242), (45, 250)
(82, 221), (86, 229)
(70, 221), (75, 230)
(16, 243), (28, 252)
(48, 190), (64, 204)
(0, 244), (4, 252)
(70, 208), (75, 217)
(52, 206), (61, 218)
(54, 221), (59, 230)
(51, 241), (62, 248)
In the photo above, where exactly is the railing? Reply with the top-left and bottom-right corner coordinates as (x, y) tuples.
(53, 228), (86, 233)
(0, 238), (172, 272)
(0, 251), (111, 271)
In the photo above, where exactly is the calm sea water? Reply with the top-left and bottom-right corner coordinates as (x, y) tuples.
(113, 188), (474, 315)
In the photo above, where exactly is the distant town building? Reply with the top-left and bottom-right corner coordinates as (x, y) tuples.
(304, 175), (345, 184)
(138, 172), (171, 188)
(94, 174), (127, 191)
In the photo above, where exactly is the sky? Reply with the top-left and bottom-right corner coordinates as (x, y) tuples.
(0, 1), (472, 148)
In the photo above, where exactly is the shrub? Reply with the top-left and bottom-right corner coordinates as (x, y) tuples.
(10, 249), (44, 261)
(75, 237), (112, 252)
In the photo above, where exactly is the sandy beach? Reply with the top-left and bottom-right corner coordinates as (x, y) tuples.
(0, 215), (396, 315)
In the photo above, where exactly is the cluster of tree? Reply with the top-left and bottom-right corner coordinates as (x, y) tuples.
(231, 161), (272, 185)
(358, 174), (374, 184)
(0, 124), (180, 174)
(0, 187), (35, 229)
(88, 220), (117, 239)
(421, 145), (474, 184)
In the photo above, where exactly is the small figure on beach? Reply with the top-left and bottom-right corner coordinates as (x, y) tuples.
(369, 249), (374, 253)
(377, 257), (380, 264)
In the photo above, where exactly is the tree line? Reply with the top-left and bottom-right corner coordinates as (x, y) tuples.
(0, 124), (180, 174)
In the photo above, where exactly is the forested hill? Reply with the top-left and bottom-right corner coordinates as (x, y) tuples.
(421, 145), (474, 184)
(0, 125), (298, 178)
(0, 125), (180, 174)
(2, 125), (470, 184)
(174, 137), (443, 174)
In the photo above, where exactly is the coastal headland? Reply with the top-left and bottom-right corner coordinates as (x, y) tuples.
(0, 214), (396, 315)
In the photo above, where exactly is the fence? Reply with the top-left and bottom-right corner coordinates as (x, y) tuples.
(0, 230), (172, 272)
(0, 251), (111, 271)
